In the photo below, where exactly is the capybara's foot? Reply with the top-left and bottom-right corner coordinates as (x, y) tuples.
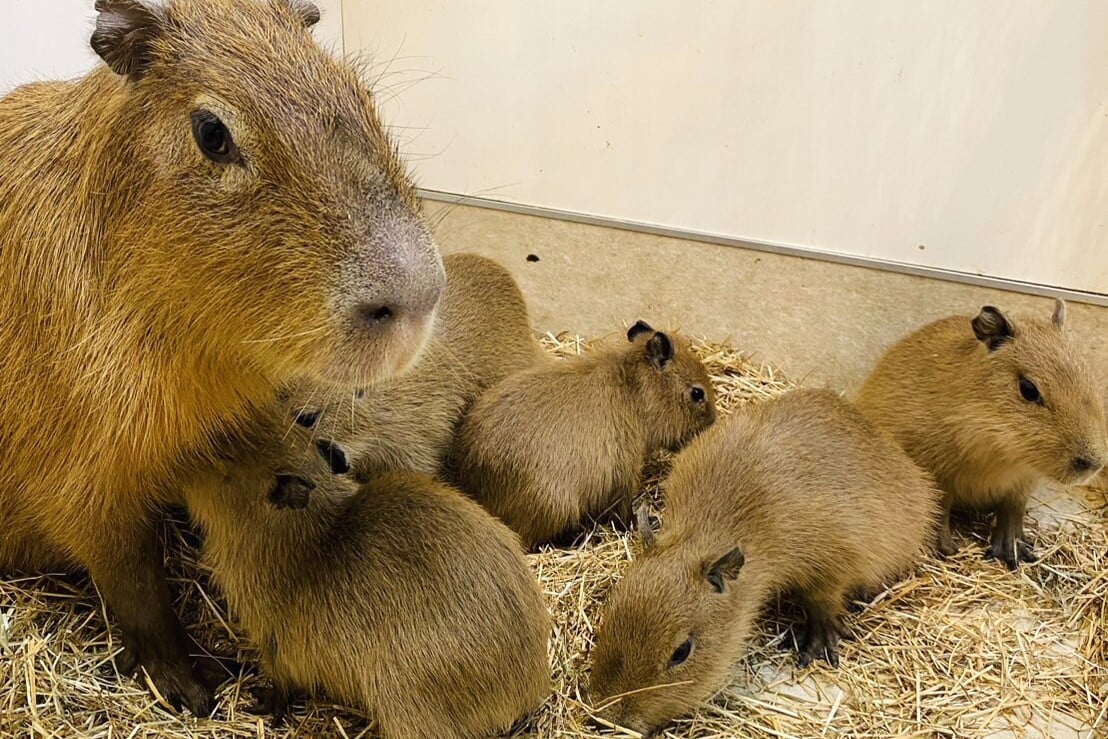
(937, 528), (958, 558)
(797, 613), (851, 668)
(116, 636), (219, 716)
(984, 535), (1036, 570)
(985, 505), (1035, 571)
(250, 683), (304, 724)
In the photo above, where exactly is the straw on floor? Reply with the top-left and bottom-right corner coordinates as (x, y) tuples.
(2, 333), (1105, 738)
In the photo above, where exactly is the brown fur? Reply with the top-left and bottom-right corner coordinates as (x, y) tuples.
(182, 421), (551, 739)
(855, 301), (1107, 569)
(0, 0), (443, 714)
(283, 252), (542, 481)
(588, 389), (941, 735)
(453, 322), (716, 549)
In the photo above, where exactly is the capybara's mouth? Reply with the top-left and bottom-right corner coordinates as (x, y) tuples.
(314, 309), (437, 391)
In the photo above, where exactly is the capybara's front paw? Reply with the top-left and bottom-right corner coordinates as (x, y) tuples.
(984, 533), (1036, 571)
(116, 639), (218, 716)
(797, 614), (851, 669)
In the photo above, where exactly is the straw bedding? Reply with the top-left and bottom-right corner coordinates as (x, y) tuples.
(2, 333), (1105, 738)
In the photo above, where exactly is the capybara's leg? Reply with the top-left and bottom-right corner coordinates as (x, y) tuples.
(985, 496), (1035, 570)
(936, 493), (957, 558)
(83, 516), (225, 715)
(797, 588), (852, 668)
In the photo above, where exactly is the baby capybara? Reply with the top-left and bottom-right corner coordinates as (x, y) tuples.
(0, 0), (443, 713)
(589, 389), (941, 735)
(182, 423), (551, 739)
(454, 321), (716, 549)
(856, 301), (1107, 569)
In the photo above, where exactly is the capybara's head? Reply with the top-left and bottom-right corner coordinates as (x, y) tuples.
(589, 530), (750, 736)
(624, 321), (716, 450)
(91, 0), (444, 388)
(969, 300), (1107, 485)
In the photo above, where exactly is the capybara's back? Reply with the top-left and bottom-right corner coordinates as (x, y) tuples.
(692, 389), (941, 588)
(0, 0), (443, 713)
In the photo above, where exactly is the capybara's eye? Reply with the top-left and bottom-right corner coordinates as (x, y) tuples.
(669, 638), (694, 667)
(689, 386), (706, 404)
(1018, 376), (1043, 405)
(190, 110), (238, 164)
(295, 410), (320, 428)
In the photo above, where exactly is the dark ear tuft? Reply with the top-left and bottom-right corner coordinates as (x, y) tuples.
(1051, 299), (1066, 329)
(635, 504), (657, 549)
(627, 320), (654, 342)
(315, 440), (349, 474)
(91, 0), (167, 80)
(646, 332), (675, 370)
(971, 306), (1013, 352)
(268, 473), (315, 509)
(705, 547), (745, 593)
(287, 0), (321, 27)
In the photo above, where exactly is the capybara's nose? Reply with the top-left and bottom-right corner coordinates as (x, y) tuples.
(1072, 455), (1100, 475)
(353, 302), (395, 328)
(350, 275), (441, 334)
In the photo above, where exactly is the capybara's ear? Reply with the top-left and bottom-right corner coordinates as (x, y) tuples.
(315, 439), (350, 475)
(285, 0), (321, 27)
(268, 473), (315, 510)
(627, 320), (654, 342)
(645, 332), (675, 370)
(1051, 299), (1067, 330)
(971, 306), (1013, 352)
(91, 0), (167, 80)
(704, 547), (745, 593)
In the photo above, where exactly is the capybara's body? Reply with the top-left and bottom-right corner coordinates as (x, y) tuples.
(589, 389), (941, 735)
(182, 425), (551, 739)
(286, 252), (542, 480)
(855, 302), (1107, 568)
(454, 322), (716, 549)
(0, 0), (443, 712)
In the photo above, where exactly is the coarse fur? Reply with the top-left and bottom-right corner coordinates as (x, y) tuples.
(181, 422), (551, 739)
(588, 389), (941, 736)
(283, 253), (542, 482)
(453, 322), (716, 549)
(855, 301), (1107, 569)
(0, 0), (443, 714)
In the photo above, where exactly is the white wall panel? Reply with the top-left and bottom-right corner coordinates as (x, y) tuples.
(344, 1), (1108, 296)
(0, 0), (344, 93)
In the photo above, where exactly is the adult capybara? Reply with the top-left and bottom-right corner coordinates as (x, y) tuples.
(855, 301), (1107, 569)
(0, 0), (443, 714)
(589, 390), (941, 735)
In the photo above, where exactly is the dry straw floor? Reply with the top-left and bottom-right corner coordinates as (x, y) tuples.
(2, 334), (1105, 738)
